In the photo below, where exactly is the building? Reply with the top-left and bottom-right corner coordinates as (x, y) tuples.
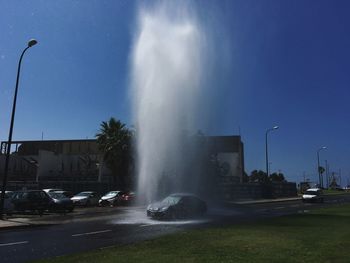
(0, 136), (245, 192)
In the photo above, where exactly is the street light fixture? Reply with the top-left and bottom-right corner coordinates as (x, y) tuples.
(317, 146), (327, 188)
(266, 126), (279, 180)
(0, 39), (38, 219)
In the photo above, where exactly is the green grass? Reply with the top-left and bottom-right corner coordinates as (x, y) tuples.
(323, 189), (350, 195)
(35, 204), (350, 263)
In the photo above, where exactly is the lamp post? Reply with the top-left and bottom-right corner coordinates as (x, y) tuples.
(265, 126), (279, 180)
(317, 146), (327, 188)
(0, 39), (38, 219)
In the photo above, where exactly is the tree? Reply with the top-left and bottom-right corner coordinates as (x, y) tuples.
(249, 170), (268, 183)
(318, 166), (325, 175)
(269, 172), (285, 182)
(95, 118), (132, 189)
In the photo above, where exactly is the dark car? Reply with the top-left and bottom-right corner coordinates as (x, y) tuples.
(147, 193), (207, 220)
(52, 190), (74, 198)
(47, 192), (75, 213)
(99, 191), (125, 207)
(11, 190), (51, 215)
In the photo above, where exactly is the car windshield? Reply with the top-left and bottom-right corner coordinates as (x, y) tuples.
(75, 192), (92, 197)
(104, 191), (119, 197)
(49, 192), (66, 199)
(162, 196), (181, 205)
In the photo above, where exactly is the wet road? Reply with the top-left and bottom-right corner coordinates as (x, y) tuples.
(1, 194), (350, 263)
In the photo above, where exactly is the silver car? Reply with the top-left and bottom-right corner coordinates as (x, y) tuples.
(71, 191), (100, 206)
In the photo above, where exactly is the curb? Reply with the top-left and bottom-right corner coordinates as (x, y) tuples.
(226, 197), (301, 205)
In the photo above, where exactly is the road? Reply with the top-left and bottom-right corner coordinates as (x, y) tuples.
(1, 194), (350, 263)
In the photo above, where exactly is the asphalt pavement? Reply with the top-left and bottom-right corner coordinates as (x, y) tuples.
(1, 194), (350, 263)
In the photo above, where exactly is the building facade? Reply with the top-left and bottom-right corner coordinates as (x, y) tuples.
(0, 136), (245, 192)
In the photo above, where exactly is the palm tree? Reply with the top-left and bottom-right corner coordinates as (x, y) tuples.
(95, 118), (132, 189)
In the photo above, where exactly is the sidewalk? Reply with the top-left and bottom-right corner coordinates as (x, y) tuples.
(0, 206), (133, 231)
(0, 211), (80, 231)
(0, 217), (45, 231)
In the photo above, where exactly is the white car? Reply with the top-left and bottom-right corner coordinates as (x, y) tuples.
(71, 191), (100, 206)
(302, 188), (324, 203)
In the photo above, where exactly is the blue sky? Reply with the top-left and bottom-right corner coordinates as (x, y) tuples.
(0, 0), (349, 184)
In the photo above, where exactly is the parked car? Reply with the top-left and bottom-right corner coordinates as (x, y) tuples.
(47, 192), (75, 213)
(1, 191), (15, 215)
(120, 191), (136, 205)
(52, 190), (74, 198)
(302, 188), (324, 203)
(11, 190), (51, 215)
(147, 193), (207, 219)
(99, 191), (125, 207)
(71, 191), (100, 206)
(42, 188), (63, 193)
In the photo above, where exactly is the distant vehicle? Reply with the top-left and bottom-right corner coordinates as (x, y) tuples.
(71, 191), (100, 206)
(42, 188), (63, 193)
(1, 191), (15, 215)
(99, 191), (125, 207)
(11, 190), (51, 215)
(302, 188), (324, 203)
(47, 192), (74, 213)
(147, 193), (207, 219)
(52, 190), (74, 198)
(121, 191), (135, 205)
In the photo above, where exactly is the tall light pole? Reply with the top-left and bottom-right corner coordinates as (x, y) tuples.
(265, 126), (279, 180)
(0, 39), (38, 219)
(317, 146), (327, 189)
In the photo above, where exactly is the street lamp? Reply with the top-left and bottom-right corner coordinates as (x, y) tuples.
(317, 146), (327, 188)
(0, 39), (38, 219)
(266, 126), (279, 179)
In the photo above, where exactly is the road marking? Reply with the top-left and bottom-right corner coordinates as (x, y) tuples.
(72, 229), (112, 237)
(0, 241), (28, 247)
(140, 224), (151, 227)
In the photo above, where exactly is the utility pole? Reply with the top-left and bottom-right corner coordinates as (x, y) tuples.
(265, 126), (279, 179)
(325, 160), (328, 189)
(0, 39), (38, 219)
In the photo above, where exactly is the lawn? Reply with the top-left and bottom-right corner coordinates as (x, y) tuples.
(35, 204), (350, 263)
(323, 189), (350, 195)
